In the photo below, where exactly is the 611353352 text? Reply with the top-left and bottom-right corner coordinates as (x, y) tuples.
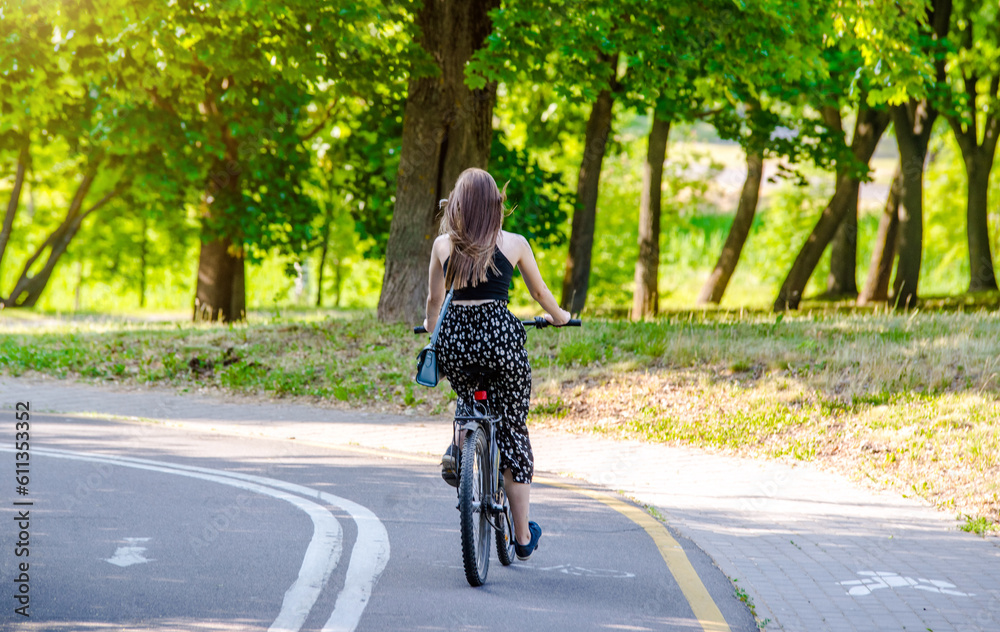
(13, 401), (31, 618)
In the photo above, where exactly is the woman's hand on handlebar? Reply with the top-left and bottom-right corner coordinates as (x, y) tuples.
(543, 308), (572, 327)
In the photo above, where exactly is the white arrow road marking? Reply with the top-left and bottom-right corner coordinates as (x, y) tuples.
(18, 447), (389, 632)
(106, 537), (154, 567)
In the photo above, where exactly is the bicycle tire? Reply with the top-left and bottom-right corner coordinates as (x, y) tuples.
(495, 487), (516, 566)
(459, 426), (490, 586)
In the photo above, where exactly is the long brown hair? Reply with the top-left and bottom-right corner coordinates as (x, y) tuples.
(440, 168), (507, 290)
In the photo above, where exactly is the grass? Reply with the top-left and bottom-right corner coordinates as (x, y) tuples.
(732, 578), (771, 630)
(960, 514), (998, 537)
(2, 305), (998, 531)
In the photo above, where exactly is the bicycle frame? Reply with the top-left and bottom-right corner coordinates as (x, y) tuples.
(452, 393), (506, 530)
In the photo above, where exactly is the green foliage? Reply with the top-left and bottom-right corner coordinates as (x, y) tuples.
(312, 91), (407, 261)
(492, 131), (572, 250)
(1, 0), (997, 315)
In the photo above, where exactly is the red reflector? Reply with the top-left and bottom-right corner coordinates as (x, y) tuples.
(474, 391), (488, 401)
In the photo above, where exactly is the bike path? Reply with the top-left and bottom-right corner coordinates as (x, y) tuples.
(10, 412), (744, 631)
(3, 377), (999, 631)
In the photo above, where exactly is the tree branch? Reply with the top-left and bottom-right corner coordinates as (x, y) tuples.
(300, 100), (343, 142)
(963, 64), (979, 140)
(0, 142), (29, 274)
(693, 107), (725, 120)
(14, 162), (99, 282)
(147, 87), (179, 118)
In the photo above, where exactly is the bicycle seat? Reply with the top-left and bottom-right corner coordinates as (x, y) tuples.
(454, 364), (498, 386)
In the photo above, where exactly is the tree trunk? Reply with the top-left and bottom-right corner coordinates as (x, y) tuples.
(194, 153), (247, 323)
(74, 261), (83, 311)
(193, 236), (245, 322)
(0, 144), (28, 278)
(887, 0), (951, 309)
(945, 22), (1000, 293)
(562, 70), (617, 313)
(827, 196), (859, 297)
(947, 86), (1000, 292)
(773, 107), (890, 311)
(377, 0), (499, 324)
(818, 105), (858, 297)
(858, 164), (902, 305)
(890, 102), (938, 309)
(316, 207), (332, 307)
(139, 215), (148, 309)
(334, 258), (343, 308)
(631, 115), (670, 320)
(5, 174), (118, 308)
(963, 149), (998, 291)
(697, 147), (764, 304)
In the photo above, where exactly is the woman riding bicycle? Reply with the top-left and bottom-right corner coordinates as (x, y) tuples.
(423, 167), (570, 561)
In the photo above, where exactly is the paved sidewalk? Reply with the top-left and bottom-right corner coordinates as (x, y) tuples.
(2, 376), (998, 632)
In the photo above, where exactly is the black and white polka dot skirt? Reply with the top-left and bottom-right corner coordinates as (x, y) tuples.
(437, 300), (534, 484)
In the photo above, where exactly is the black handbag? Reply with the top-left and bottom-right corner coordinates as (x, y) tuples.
(415, 288), (454, 387)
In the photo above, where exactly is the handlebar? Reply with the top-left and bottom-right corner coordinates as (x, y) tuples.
(521, 317), (582, 329)
(413, 318), (581, 335)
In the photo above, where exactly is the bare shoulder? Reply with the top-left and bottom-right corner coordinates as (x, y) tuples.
(497, 230), (526, 266)
(499, 230), (530, 263)
(432, 234), (451, 259)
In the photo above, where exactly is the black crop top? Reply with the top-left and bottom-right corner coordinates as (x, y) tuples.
(443, 247), (515, 301)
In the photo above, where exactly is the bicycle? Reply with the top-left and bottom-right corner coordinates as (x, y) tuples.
(415, 316), (581, 586)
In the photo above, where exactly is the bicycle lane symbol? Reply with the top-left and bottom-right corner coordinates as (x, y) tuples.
(837, 571), (976, 597)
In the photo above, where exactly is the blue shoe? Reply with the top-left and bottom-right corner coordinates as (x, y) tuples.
(515, 521), (542, 561)
(441, 444), (458, 488)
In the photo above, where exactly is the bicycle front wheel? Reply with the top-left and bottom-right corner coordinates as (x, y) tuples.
(459, 425), (490, 586)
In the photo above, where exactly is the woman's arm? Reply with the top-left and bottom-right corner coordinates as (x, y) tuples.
(512, 234), (571, 325)
(424, 236), (448, 330)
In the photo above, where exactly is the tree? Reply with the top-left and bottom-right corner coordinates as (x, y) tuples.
(698, 140), (764, 305)
(771, 0), (957, 311)
(773, 105), (891, 311)
(376, 0), (501, 323)
(624, 3), (713, 317)
(698, 2), (848, 304)
(942, 0), (1000, 292)
(562, 52), (619, 313)
(471, 0), (632, 314)
(632, 115), (671, 318)
(106, 0), (406, 322)
(858, 164), (903, 304)
(889, 0), (953, 308)
(0, 0), (171, 308)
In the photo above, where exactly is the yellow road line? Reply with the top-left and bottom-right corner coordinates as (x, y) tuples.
(535, 476), (731, 632)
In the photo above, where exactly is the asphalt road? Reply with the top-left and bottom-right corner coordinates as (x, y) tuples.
(1, 413), (757, 631)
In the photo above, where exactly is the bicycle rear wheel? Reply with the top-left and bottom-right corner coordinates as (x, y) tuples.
(459, 426), (490, 586)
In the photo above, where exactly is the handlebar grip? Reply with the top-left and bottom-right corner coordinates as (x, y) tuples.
(413, 326), (428, 334)
(520, 317), (583, 328)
